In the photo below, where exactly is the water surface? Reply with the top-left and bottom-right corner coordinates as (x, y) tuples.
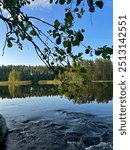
(0, 83), (113, 128)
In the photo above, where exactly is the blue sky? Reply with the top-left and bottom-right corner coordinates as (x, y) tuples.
(0, 0), (113, 66)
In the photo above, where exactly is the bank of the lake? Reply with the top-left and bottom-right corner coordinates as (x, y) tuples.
(0, 80), (113, 86)
(3, 110), (113, 150)
(0, 81), (32, 86)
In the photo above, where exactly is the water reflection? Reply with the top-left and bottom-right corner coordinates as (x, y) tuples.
(62, 82), (113, 104)
(8, 85), (22, 98)
(0, 82), (112, 104)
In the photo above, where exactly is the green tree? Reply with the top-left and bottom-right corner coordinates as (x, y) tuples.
(95, 58), (113, 80)
(71, 58), (113, 81)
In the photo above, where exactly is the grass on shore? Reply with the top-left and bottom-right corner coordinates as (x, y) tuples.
(92, 80), (113, 83)
(38, 80), (62, 85)
(38, 80), (84, 85)
(0, 81), (32, 86)
(38, 80), (113, 85)
(0, 80), (113, 86)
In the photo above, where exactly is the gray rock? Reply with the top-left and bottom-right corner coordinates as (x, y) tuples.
(100, 131), (113, 142)
(85, 142), (113, 150)
(5, 111), (113, 150)
(64, 132), (82, 142)
(0, 114), (8, 143)
(81, 135), (100, 147)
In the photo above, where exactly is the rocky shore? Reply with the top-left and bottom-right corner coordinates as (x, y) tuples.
(0, 114), (8, 149)
(1, 110), (113, 150)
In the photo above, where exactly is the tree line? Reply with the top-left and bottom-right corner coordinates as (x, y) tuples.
(77, 58), (113, 81)
(0, 58), (113, 83)
(0, 65), (55, 83)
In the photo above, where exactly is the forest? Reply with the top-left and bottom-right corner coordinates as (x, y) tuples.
(0, 58), (113, 84)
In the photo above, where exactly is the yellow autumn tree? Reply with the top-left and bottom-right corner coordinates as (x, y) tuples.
(8, 69), (21, 82)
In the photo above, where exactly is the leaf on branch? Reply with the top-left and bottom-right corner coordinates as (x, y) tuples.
(85, 49), (90, 54)
(76, 0), (82, 6)
(102, 52), (107, 59)
(95, 50), (102, 56)
(65, 11), (74, 24)
(63, 40), (70, 48)
(80, 7), (85, 15)
(67, 0), (71, 4)
(7, 41), (13, 48)
(67, 29), (73, 35)
(72, 40), (80, 46)
(21, 35), (26, 41)
(25, 22), (30, 31)
(107, 56), (110, 60)
(56, 37), (61, 45)
(74, 8), (79, 12)
(89, 6), (95, 13)
(78, 52), (83, 57)
(66, 43), (72, 53)
(59, 0), (65, 5)
(87, 0), (93, 7)
(30, 30), (37, 36)
(76, 31), (84, 42)
(50, 0), (53, 3)
(77, 13), (82, 18)
(85, 45), (92, 54)
(95, 1), (104, 9)
(54, 19), (60, 28)
(105, 47), (113, 54)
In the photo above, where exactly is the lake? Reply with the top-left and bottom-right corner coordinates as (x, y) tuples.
(0, 83), (113, 150)
(0, 83), (113, 129)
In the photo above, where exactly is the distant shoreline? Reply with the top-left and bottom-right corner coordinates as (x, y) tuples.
(0, 80), (113, 86)
(92, 80), (113, 83)
(0, 81), (32, 86)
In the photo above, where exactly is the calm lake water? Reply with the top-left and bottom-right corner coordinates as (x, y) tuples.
(0, 83), (113, 128)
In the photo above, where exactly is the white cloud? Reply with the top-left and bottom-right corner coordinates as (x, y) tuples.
(28, 0), (51, 8)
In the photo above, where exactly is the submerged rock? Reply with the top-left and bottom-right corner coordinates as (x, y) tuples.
(85, 142), (113, 150)
(5, 111), (113, 150)
(81, 135), (100, 147)
(100, 131), (113, 142)
(64, 132), (82, 142)
(0, 114), (8, 146)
